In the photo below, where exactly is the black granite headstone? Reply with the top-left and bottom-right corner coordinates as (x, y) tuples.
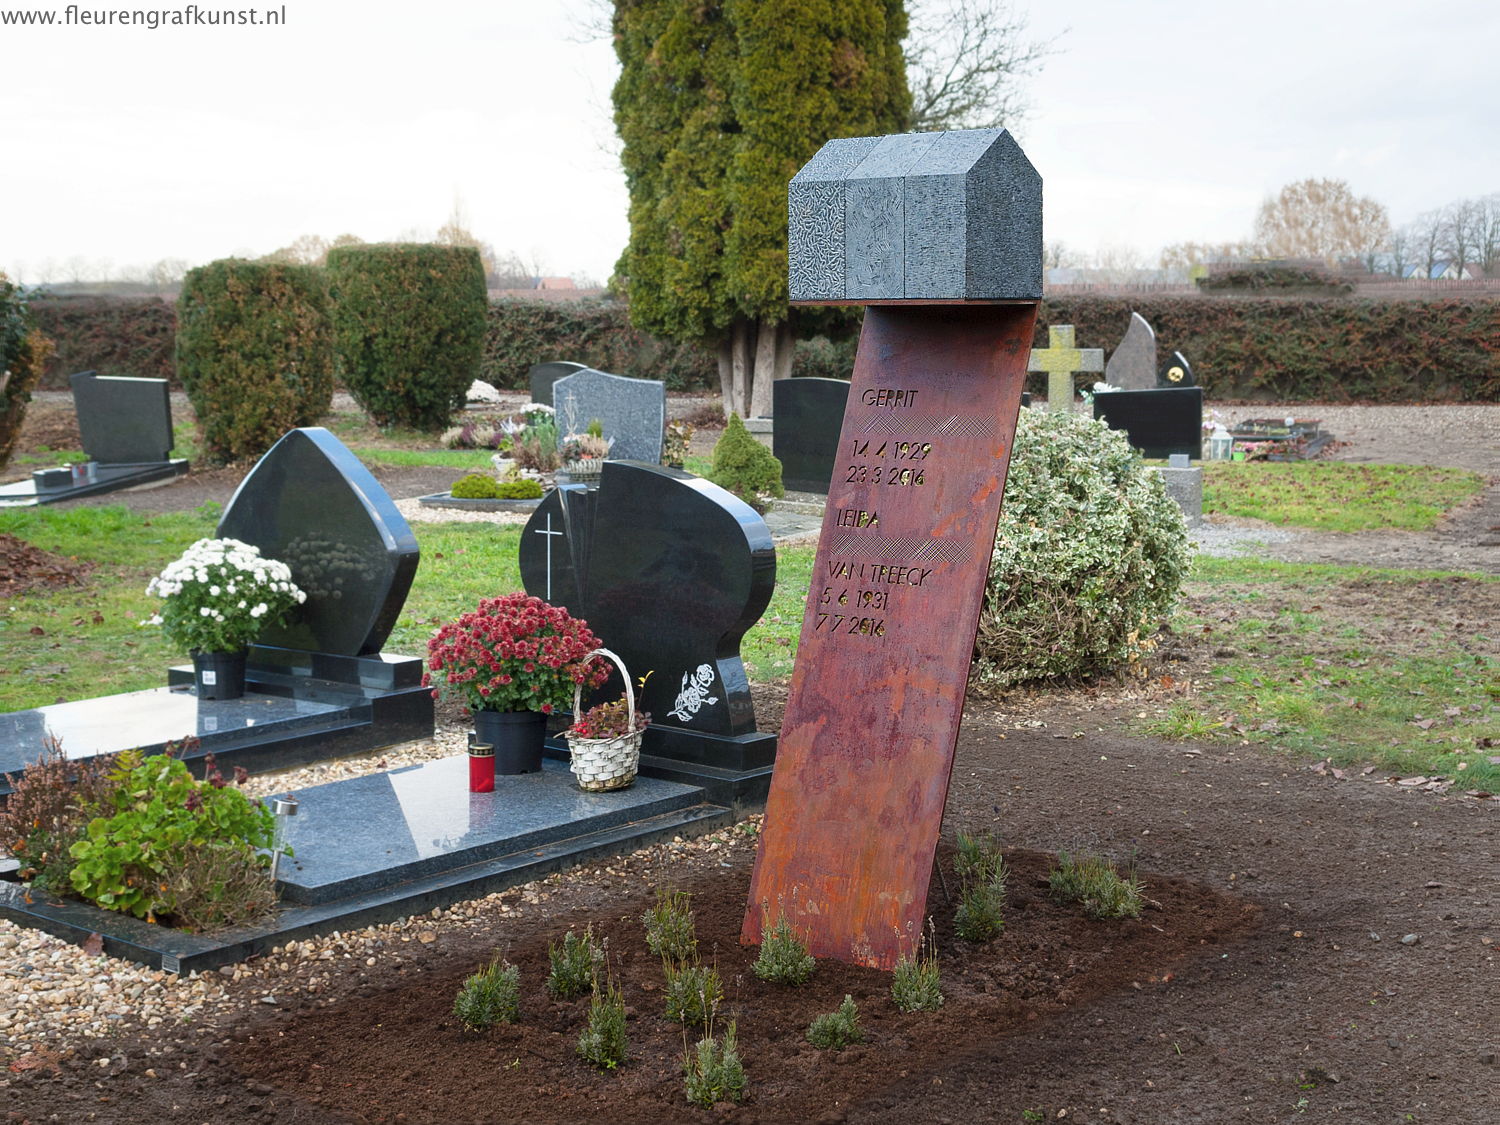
(217, 428), (420, 656)
(519, 461), (775, 766)
(1157, 351), (1195, 388)
(70, 371), (175, 464)
(773, 377), (850, 494)
(1093, 387), (1204, 460)
(527, 361), (589, 408)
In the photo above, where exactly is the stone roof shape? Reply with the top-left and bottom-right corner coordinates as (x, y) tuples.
(788, 127), (1042, 304)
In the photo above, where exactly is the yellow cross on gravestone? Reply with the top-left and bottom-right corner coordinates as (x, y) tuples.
(1027, 325), (1105, 412)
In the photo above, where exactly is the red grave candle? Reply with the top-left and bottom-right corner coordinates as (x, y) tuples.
(468, 743), (495, 793)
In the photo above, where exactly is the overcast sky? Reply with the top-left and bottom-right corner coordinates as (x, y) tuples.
(2, 0), (1496, 285)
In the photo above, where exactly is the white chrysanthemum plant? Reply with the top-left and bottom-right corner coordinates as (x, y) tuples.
(146, 538), (307, 655)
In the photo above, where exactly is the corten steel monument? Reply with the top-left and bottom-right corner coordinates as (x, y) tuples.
(742, 128), (1042, 969)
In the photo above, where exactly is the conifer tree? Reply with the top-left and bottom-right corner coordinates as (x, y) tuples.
(612, 0), (910, 417)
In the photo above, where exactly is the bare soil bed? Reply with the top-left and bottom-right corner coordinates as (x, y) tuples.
(2, 397), (1496, 1123)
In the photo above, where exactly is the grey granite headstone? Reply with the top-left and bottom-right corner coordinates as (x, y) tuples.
(552, 368), (665, 464)
(70, 371), (174, 464)
(217, 428), (420, 656)
(527, 361), (589, 408)
(1104, 312), (1158, 391)
(788, 127), (1042, 303)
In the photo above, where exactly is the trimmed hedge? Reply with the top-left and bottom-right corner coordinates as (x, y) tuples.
(1037, 297), (1498, 403)
(30, 296), (177, 388)
(176, 259), (334, 464)
(483, 298), (716, 391)
(328, 243), (487, 430)
(1, 275), (54, 472)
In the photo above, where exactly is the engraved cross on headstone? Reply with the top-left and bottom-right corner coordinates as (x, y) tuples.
(746, 128), (1042, 969)
(1027, 324), (1104, 413)
(533, 513), (564, 601)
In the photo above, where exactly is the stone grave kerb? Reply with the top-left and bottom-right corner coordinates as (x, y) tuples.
(746, 129), (1042, 969)
(1027, 325), (1104, 412)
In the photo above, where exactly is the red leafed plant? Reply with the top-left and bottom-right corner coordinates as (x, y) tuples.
(568, 698), (651, 741)
(423, 593), (609, 715)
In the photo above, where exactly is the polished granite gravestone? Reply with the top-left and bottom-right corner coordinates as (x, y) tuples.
(0, 371), (188, 508)
(1028, 324), (1104, 412)
(747, 128), (1039, 969)
(527, 360), (589, 408)
(773, 377), (850, 493)
(1093, 385), (1205, 460)
(1, 428), (431, 791)
(0, 755), (731, 972)
(1104, 311), (1158, 390)
(519, 462), (776, 808)
(552, 368), (666, 465)
(1159, 350), (1195, 387)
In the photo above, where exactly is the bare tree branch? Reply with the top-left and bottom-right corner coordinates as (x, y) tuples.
(905, 0), (1059, 132)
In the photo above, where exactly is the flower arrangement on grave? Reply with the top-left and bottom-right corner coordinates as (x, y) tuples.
(146, 537), (305, 655)
(423, 593), (610, 715)
(569, 697), (651, 740)
(564, 650), (649, 792)
(560, 432), (613, 463)
(662, 419), (694, 467)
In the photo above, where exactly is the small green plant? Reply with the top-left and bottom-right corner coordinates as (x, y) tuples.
(586, 417), (605, 439)
(806, 994), (863, 1049)
(453, 955), (521, 1031)
(450, 472), (499, 499)
(752, 911), (816, 985)
(1048, 851), (1144, 919)
(67, 748), (275, 924)
(493, 478), (544, 500)
(643, 888), (697, 961)
(577, 974), (628, 1070)
(1022, 1110), (1045, 1123)
(683, 1020), (747, 1108)
(953, 832), (1007, 942)
(891, 925), (944, 1013)
(1142, 702), (1225, 740)
(664, 962), (723, 1024)
(165, 839), (278, 932)
(547, 926), (604, 999)
(708, 413), (784, 513)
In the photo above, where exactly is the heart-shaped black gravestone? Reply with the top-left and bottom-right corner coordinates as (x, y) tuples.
(217, 428), (420, 656)
(519, 462), (774, 744)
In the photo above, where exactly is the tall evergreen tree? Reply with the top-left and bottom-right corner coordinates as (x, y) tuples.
(612, 0), (910, 417)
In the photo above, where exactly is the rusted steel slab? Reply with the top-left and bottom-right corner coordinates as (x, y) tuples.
(743, 301), (1037, 968)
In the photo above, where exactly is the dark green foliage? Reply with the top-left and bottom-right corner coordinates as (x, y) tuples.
(0, 274), (52, 471)
(1048, 851), (1144, 920)
(611, 0), (909, 341)
(1196, 265), (1352, 294)
(176, 258), (333, 463)
(454, 957), (521, 1030)
(683, 1021), (747, 1107)
(1036, 297), (1498, 403)
(29, 296), (177, 388)
(450, 472), (499, 499)
(752, 913), (816, 985)
(327, 243), (487, 431)
(664, 962), (723, 1024)
(642, 888), (697, 961)
(482, 299), (716, 390)
(794, 334), (858, 380)
(952, 832), (1007, 943)
(0, 735), (113, 894)
(494, 478), (544, 500)
(709, 414), (784, 512)
(547, 927), (603, 999)
(577, 976), (628, 1070)
(891, 945), (943, 1012)
(806, 995), (863, 1049)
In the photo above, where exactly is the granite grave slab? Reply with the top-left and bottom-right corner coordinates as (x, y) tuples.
(551, 368), (666, 465)
(1093, 385), (1205, 460)
(773, 377), (851, 493)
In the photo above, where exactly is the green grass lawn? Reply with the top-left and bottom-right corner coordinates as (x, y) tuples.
(1202, 462), (1486, 532)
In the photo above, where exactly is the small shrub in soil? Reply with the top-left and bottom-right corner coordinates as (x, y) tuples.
(663, 962), (722, 1025)
(547, 927), (603, 999)
(494, 478), (543, 500)
(453, 956), (520, 1031)
(165, 840), (277, 932)
(576, 975), (628, 1070)
(953, 831), (1008, 942)
(683, 1020), (747, 1108)
(806, 995), (863, 1050)
(708, 413), (783, 513)
(1048, 851), (1144, 919)
(752, 913), (816, 985)
(891, 936), (943, 1013)
(0, 734), (113, 895)
(643, 888), (697, 961)
(450, 472), (499, 499)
